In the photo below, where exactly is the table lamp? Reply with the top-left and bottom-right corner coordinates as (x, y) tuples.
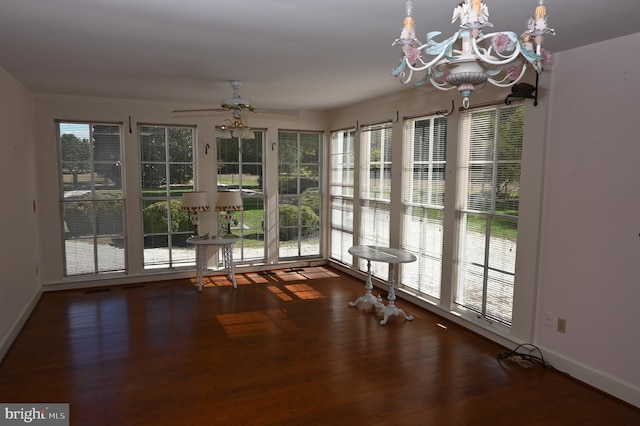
(215, 191), (244, 238)
(180, 191), (210, 236)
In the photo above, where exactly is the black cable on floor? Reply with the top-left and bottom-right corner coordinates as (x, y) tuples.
(497, 343), (553, 370)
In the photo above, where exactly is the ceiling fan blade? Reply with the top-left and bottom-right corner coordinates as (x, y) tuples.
(172, 107), (225, 113)
(173, 81), (299, 117)
(254, 107), (300, 117)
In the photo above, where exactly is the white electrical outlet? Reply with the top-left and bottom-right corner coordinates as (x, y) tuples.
(557, 317), (567, 333)
(544, 312), (553, 327)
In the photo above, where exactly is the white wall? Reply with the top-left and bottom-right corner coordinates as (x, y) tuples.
(0, 67), (40, 360)
(536, 33), (640, 405)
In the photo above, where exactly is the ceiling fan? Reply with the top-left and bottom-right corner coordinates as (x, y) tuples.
(172, 80), (298, 116)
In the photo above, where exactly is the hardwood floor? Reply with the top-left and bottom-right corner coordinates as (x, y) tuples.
(1, 267), (638, 425)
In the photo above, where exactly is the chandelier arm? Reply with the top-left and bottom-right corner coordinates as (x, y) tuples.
(491, 50), (521, 61)
(470, 36), (522, 65)
(474, 31), (511, 44)
(409, 55), (430, 69)
(487, 63), (529, 88)
(533, 62), (543, 74)
(405, 49), (448, 73)
(475, 33), (521, 61)
(405, 31), (461, 72)
(393, 58), (416, 85)
(399, 69), (415, 85)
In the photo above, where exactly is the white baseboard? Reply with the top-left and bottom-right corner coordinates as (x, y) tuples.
(402, 289), (640, 408)
(536, 347), (640, 408)
(0, 287), (42, 363)
(42, 260), (327, 292)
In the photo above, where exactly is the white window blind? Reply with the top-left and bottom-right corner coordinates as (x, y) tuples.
(401, 115), (447, 299)
(455, 104), (524, 327)
(329, 130), (355, 266)
(359, 124), (392, 279)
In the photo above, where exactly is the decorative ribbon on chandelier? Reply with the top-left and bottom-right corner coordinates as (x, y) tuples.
(392, 0), (555, 108)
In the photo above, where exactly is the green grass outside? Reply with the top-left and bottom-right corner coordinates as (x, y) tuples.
(217, 174), (260, 188)
(88, 186), (517, 242)
(408, 205), (518, 241)
(466, 213), (518, 241)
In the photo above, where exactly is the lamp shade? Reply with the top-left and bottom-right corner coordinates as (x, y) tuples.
(215, 191), (243, 212)
(234, 127), (255, 140)
(217, 127), (233, 139)
(180, 191), (210, 212)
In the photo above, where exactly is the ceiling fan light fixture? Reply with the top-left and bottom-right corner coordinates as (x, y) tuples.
(216, 114), (255, 140)
(235, 127), (255, 139)
(217, 127), (233, 138)
(214, 80), (256, 139)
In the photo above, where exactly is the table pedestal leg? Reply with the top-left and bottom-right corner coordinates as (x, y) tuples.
(196, 245), (207, 292)
(379, 264), (413, 325)
(349, 260), (383, 308)
(220, 244), (237, 288)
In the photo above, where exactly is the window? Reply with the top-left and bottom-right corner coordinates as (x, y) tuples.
(401, 115), (447, 299)
(217, 132), (266, 263)
(278, 131), (322, 259)
(140, 125), (195, 270)
(455, 104), (524, 327)
(329, 129), (356, 266)
(58, 122), (125, 276)
(359, 124), (392, 279)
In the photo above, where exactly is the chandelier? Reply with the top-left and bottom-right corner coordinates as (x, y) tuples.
(216, 110), (255, 139)
(392, 0), (555, 108)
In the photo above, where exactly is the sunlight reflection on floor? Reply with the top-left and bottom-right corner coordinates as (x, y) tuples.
(194, 266), (339, 288)
(216, 309), (301, 338)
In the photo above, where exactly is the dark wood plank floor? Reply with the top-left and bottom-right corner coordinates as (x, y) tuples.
(1, 267), (638, 425)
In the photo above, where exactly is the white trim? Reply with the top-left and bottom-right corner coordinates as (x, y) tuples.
(42, 260), (326, 292)
(400, 283), (640, 407)
(538, 347), (640, 408)
(0, 288), (42, 363)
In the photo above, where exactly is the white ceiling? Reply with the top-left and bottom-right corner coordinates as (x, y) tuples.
(1, 0), (639, 111)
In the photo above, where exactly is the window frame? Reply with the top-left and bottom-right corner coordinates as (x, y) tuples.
(358, 124), (393, 280)
(277, 130), (323, 260)
(453, 104), (525, 328)
(57, 121), (126, 276)
(139, 124), (196, 271)
(216, 131), (267, 263)
(329, 129), (356, 266)
(400, 114), (448, 300)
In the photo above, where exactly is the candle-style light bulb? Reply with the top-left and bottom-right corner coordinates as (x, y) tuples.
(535, 0), (547, 20)
(401, 0), (416, 42)
(405, 0), (413, 17)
